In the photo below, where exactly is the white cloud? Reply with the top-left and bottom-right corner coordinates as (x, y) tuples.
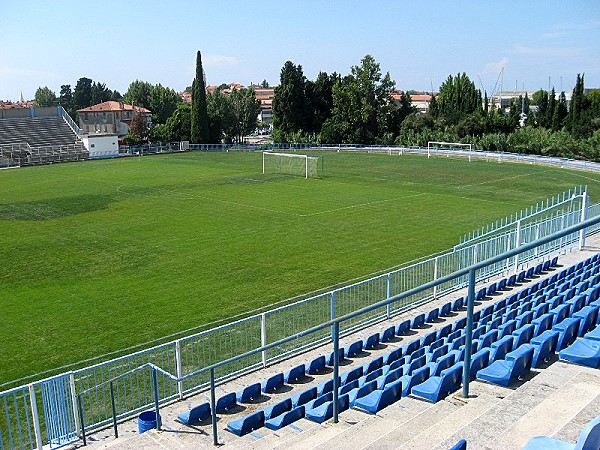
(512, 46), (583, 58)
(481, 57), (509, 75)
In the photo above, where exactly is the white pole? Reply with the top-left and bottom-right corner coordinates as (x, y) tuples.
(579, 190), (588, 250)
(305, 155), (308, 179)
(261, 313), (267, 367)
(175, 340), (183, 399)
(262, 152), (265, 174)
(29, 384), (43, 450)
(70, 372), (81, 435)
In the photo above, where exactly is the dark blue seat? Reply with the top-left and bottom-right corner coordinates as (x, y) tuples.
(440, 302), (452, 317)
(437, 324), (453, 340)
(305, 394), (349, 423)
(490, 334), (514, 362)
(326, 348), (345, 366)
(469, 348), (491, 380)
(512, 323), (535, 348)
(530, 330), (559, 368)
(451, 335), (466, 351)
(237, 382), (262, 403)
(262, 373), (284, 394)
(486, 316), (503, 332)
(426, 353), (456, 377)
(452, 296), (465, 311)
(360, 367), (383, 386)
(316, 377), (337, 396)
(285, 364), (306, 383)
(425, 308), (439, 323)
(363, 333), (380, 350)
(264, 405), (304, 430)
(381, 326), (395, 343)
(304, 392), (332, 411)
(421, 331), (438, 347)
(551, 304), (570, 326)
(411, 313), (426, 329)
(363, 356), (383, 374)
(227, 410), (265, 436)
(306, 355), (326, 375)
(345, 340), (363, 358)
(339, 379), (359, 396)
(348, 380), (378, 407)
(532, 303), (550, 319)
(523, 414), (600, 450)
(476, 287), (487, 301)
(398, 366), (430, 396)
(396, 319), (411, 335)
(215, 392), (237, 413)
(427, 343), (449, 363)
(291, 386), (317, 407)
(177, 402), (211, 425)
(507, 274), (517, 286)
(574, 305), (600, 337)
(411, 363), (462, 402)
(479, 329), (498, 349)
(498, 319), (517, 338)
(449, 439), (467, 450)
(516, 311), (534, 328)
(555, 317), (582, 351)
(532, 313), (554, 337)
(476, 344), (534, 387)
(559, 338), (600, 368)
(428, 338), (445, 352)
(453, 317), (467, 332)
(405, 339), (421, 355)
(375, 367), (403, 389)
(340, 366), (363, 385)
(446, 329), (462, 344)
(383, 347), (403, 366)
(472, 324), (486, 340)
(486, 282), (497, 296)
(262, 398), (292, 420)
(354, 381), (402, 414)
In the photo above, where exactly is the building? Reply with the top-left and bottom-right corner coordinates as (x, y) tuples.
(491, 90), (572, 112)
(391, 91), (433, 114)
(77, 101), (152, 136)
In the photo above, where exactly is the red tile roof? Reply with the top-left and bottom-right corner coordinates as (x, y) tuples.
(77, 101), (151, 113)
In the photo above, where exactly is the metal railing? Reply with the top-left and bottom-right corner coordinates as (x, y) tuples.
(0, 188), (597, 448)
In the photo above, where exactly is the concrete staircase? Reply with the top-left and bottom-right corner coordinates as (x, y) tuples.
(0, 116), (79, 148)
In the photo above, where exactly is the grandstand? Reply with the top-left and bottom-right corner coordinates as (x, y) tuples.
(0, 107), (87, 167)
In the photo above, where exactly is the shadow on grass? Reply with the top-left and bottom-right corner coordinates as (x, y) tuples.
(0, 194), (113, 220)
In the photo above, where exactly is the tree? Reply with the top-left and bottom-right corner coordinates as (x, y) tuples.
(166, 103), (192, 142)
(124, 80), (153, 110)
(260, 79), (270, 88)
(322, 55), (396, 144)
(129, 112), (148, 142)
(207, 88), (234, 143)
(552, 92), (568, 131)
(567, 73), (590, 138)
(190, 51), (210, 143)
(435, 73), (482, 124)
(149, 84), (181, 125)
(229, 88), (261, 143)
(59, 84), (75, 117)
(273, 61), (312, 139)
(90, 81), (112, 105)
(33, 86), (56, 107)
(73, 77), (93, 110)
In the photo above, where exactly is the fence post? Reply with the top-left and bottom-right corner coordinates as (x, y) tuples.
(332, 322), (340, 424)
(28, 384), (44, 450)
(514, 220), (521, 273)
(151, 368), (161, 431)
(261, 313), (268, 368)
(580, 190), (588, 250)
(386, 274), (391, 319)
(77, 394), (86, 446)
(69, 372), (81, 437)
(109, 381), (118, 438)
(462, 268), (476, 398)
(433, 257), (439, 298)
(210, 368), (219, 446)
(330, 291), (336, 339)
(175, 340), (184, 399)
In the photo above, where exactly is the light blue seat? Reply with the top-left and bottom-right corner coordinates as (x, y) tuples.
(555, 317), (582, 351)
(411, 363), (462, 402)
(348, 380), (379, 407)
(353, 381), (402, 414)
(531, 330), (559, 368)
(177, 402), (211, 425)
(285, 364), (306, 383)
(476, 344), (534, 387)
(398, 366), (430, 396)
(305, 394), (349, 423)
(490, 334), (514, 362)
(512, 323), (535, 348)
(559, 338), (600, 368)
(584, 326), (600, 342)
(264, 405), (304, 430)
(262, 373), (285, 393)
(523, 414), (600, 450)
(236, 382), (262, 403)
(226, 410), (265, 436)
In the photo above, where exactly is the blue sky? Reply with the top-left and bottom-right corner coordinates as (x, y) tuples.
(1, 0), (599, 101)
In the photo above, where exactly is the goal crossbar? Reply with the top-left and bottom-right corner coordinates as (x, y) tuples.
(427, 141), (473, 161)
(262, 152), (319, 179)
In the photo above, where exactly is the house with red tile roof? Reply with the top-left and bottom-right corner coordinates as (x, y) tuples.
(77, 101), (152, 136)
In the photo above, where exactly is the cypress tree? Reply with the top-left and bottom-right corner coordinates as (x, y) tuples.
(191, 51), (210, 143)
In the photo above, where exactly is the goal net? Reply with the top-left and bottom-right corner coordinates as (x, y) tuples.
(427, 141), (473, 161)
(262, 152), (319, 178)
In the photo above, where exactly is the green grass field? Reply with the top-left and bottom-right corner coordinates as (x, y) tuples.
(1, 151), (599, 387)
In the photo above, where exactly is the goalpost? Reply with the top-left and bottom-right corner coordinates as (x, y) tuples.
(262, 152), (320, 179)
(427, 141), (473, 162)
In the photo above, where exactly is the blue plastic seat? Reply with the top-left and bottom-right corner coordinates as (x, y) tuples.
(340, 366), (363, 385)
(375, 367), (403, 389)
(339, 379), (359, 396)
(533, 303), (550, 319)
(486, 282), (497, 297)
(453, 317), (467, 332)
(304, 392), (332, 411)
(512, 323), (535, 348)
(403, 354), (427, 375)
(396, 319), (411, 335)
(531, 330), (559, 368)
(486, 316), (503, 332)
(316, 377), (337, 396)
(305, 394), (349, 423)
(383, 347), (403, 366)
(411, 363), (462, 402)
(407, 341), (424, 358)
(326, 348), (345, 366)
(398, 366), (430, 396)
(360, 367), (383, 386)
(452, 297), (465, 311)
(523, 414), (600, 450)
(551, 304), (570, 326)
(516, 311), (534, 328)
(449, 439), (467, 450)
(476, 344), (534, 387)
(507, 274), (517, 286)
(285, 364), (306, 383)
(291, 386), (317, 407)
(584, 326), (600, 342)
(427, 343), (449, 363)
(262, 398), (292, 420)
(559, 338), (600, 368)
(421, 331), (438, 347)
(498, 319), (517, 338)
(363, 333), (380, 350)
(446, 329), (463, 344)
(532, 313), (554, 337)
(345, 340), (363, 358)
(489, 334), (514, 362)
(177, 402), (211, 425)
(236, 382), (262, 403)
(363, 356), (383, 374)
(479, 329), (498, 349)
(567, 294), (587, 315)
(306, 355), (326, 375)
(353, 382), (402, 414)
(437, 324), (453, 340)
(264, 405), (304, 430)
(411, 313), (426, 329)
(262, 373), (284, 394)
(425, 308), (440, 323)
(440, 302), (452, 317)
(574, 306), (600, 337)
(381, 326), (395, 343)
(555, 317), (582, 351)
(348, 380), (379, 407)
(215, 392), (237, 413)
(429, 353), (456, 376)
(469, 348), (490, 380)
(428, 338), (445, 352)
(503, 309), (518, 322)
(226, 410), (265, 436)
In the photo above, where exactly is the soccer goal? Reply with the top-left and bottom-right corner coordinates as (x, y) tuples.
(427, 141), (473, 162)
(262, 152), (320, 178)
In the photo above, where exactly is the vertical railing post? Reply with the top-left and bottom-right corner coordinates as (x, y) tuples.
(261, 313), (268, 368)
(579, 190), (588, 250)
(332, 321), (340, 424)
(77, 394), (86, 446)
(514, 220), (521, 273)
(109, 381), (118, 438)
(462, 268), (476, 398)
(151, 368), (161, 431)
(330, 291), (336, 339)
(433, 256), (439, 299)
(386, 274), (391, 319)
(175, 340), (184, 400)
(69, 372), (81, 437)
(209, 368), (219, 446)
(28, 384), (44, 450)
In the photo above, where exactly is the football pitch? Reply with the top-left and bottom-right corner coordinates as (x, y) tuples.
(1, 150), (599, 387)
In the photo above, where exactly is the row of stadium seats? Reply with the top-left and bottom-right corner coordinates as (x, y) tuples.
(180, 254), (594, 437)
